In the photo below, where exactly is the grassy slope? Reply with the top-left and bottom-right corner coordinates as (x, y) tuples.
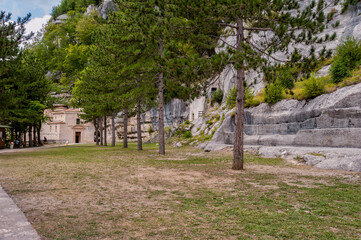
(0, 144), (360, 239)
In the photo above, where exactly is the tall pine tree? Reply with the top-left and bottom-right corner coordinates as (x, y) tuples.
(182, 0), (334, 170)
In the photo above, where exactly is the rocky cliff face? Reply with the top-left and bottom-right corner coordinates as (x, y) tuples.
(215, 1), (361, 97)
(203, 82), (361, 150)
(150, 99), (189, 130)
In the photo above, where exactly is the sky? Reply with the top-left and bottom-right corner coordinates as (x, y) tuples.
(0, 0), (61, 35)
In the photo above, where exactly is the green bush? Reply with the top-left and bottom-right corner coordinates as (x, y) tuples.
(211, 89), (223, 105)
(264, 83), (283, 104)
(303, 75), (326, 99)
(278, 68), (295, 90)
(244, 87), (260, 108)
(226, 87), (237, 109)
(330, 37), (361, 83)
(183, 131), (192, 139)
(226, 86), (258, 108)
(330, 58), (351, 83)
(148, 126), (154, 134)
(175, 129), (185, 136)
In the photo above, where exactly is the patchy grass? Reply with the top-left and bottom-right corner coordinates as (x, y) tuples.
(0, 144), (360, 239)
(310, 152), (327, 158)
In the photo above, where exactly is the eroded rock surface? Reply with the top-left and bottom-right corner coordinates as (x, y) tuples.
(199, 83), (361, 171)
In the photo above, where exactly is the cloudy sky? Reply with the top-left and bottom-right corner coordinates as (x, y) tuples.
(0, 0), (61, 35)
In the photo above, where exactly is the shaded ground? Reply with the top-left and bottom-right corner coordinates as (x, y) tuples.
(0, 144), (360, 239)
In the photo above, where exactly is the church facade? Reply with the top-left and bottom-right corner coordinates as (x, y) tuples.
(41, 105), (95, 144)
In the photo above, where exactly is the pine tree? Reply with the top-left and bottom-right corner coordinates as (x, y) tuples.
(113, 0), (221, 154)
(0, 11), (32, 125)
(182, 0), (335, 170)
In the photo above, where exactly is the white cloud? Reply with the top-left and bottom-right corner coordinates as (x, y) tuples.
(25, 14), (51, 36)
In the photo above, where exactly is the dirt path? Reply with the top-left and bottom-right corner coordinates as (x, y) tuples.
(0, 143), (80, 155)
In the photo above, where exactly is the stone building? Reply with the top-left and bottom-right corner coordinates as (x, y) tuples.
(41, 105), (95, 144)
(40, 104), (156, 145)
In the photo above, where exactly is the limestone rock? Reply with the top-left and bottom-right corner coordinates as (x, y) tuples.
(316, 65), (332, 77)
(245, 145), (361, 172)
(98, 0), (117, 19)
(150, 99), (188, 130)
(52, 14), (68, 25)
(85, 5), (97, 15)
(209, 82), (361, 149)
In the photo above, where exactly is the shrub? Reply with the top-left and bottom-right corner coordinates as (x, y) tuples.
(226, 87), (237, 109)
(148, 126), (154, 134)
(175, 129), (185, 136)
(330, 37), (361, 83)
(244, 87), (260, 107)
(330, 58), (351, 83)
(264, 83), (283, 104)
(303, 75), (326, 99)
(184, 120), (190, 125)
(226, 86), (259, 108)
(183, 131), (192, 139)
(211, 89), (223, 105)
(278, 68), (295, 90)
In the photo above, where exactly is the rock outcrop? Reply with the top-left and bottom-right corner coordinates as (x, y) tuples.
(150, 99), (189, 129)
(203, 82), (361, 151)
(98, 0), (117, 19)
(214, 1), (361, 97)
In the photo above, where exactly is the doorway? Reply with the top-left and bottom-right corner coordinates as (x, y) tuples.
(75, 132), (81, 143)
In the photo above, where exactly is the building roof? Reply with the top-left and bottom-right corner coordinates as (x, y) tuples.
(52, 109), (82, 114)
(47, 122), (66, 125)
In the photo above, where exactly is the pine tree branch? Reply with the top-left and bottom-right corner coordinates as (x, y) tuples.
(246, 39), (289, 63)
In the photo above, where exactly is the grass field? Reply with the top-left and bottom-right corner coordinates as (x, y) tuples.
(0, 143), (360, 239)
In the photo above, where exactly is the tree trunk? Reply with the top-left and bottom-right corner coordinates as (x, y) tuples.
(233, 17), (245, 170)
(11, 127), (14, 142)
(104, 116), (107, 146)
(23, 131), (26, 148)
(111, 113), (116, 147)
(137, 101), (142, 151)
(123, 108), (128, 148)
(33, 123), (37, 146)
(158, 38), (165, 155)
(100, 117), (103, 146)
(37, 121), (42, 146)
(29, 124), (33, 147)
(94, 119), (99, 146)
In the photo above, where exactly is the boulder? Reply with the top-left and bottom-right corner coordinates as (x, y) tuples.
(98, 0), (117, 19)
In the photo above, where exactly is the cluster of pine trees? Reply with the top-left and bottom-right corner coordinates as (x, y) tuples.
(69, 0), (340, 170)
(2, 0), (349, 169)
(51, 0), (102, 19)
(0, 12), (52, 147)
